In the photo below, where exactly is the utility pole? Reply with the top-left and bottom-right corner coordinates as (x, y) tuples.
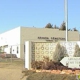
(64, 0), (68, 42)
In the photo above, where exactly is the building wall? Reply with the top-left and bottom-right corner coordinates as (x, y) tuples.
(0, 27), (20, 58)
(68, 31), (80, 41)
(0, 27), (79, 59)
(20, 27), (80, 59)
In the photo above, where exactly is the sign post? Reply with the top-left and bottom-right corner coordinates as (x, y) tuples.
(60, 57), (80, 68)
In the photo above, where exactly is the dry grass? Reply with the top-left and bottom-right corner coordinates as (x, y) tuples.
(27, 72), (76, 80)
(0, 59), (79, 80)
(0, 59), (27, 80)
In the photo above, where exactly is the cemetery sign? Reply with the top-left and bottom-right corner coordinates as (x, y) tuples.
(60, 57), (80, 68)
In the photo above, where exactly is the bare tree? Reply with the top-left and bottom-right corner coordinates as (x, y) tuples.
(68, 29), (72, 31)
(73, 28), (78, 31)
(59, 21), (66, 30)
(45, 23), (53, 28)
(53, 25), (59, 29)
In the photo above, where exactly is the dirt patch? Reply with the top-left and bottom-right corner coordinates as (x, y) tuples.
(0, 68), (21, 80)
(0, 61), (27, 80)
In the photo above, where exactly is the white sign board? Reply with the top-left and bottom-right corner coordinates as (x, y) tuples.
(60, 57), (80, 68)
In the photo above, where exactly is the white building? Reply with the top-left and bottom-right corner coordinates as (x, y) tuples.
(0, 27), (20, 58)
(0, 27), (79, 59)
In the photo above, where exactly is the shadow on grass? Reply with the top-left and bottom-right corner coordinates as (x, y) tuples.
(26, 72), (76, 80)
(21, 70), (76, 80)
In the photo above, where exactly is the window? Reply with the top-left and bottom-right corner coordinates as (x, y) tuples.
(17, 46), (18, 54)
